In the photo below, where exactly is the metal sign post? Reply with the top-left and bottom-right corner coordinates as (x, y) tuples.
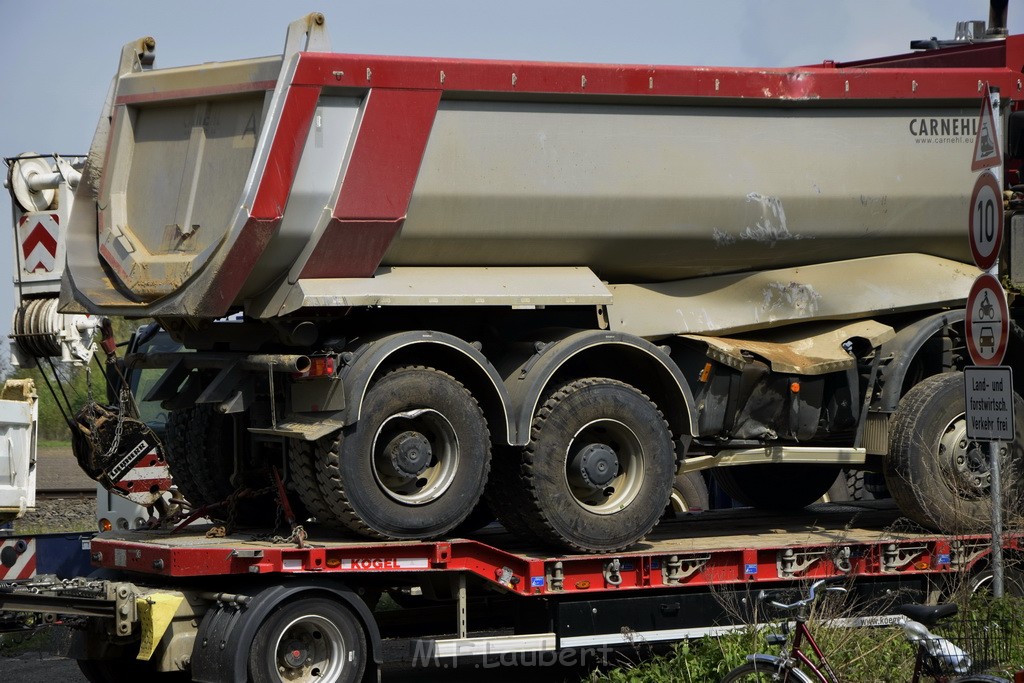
(965, 86), (1008, 597)
(964, 364), (1013, 597)
(990, 440), (1003, 597)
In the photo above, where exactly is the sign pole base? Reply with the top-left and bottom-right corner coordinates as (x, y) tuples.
(990, 440), (1004, 598)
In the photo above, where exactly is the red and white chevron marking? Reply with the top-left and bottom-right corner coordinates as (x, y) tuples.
(0, 538), (36, 580)
(19, 213), (59, 273)
(112, 452), (173, 507)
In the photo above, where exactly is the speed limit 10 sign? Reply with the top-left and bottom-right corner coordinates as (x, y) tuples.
(969, 171), (1004, 271)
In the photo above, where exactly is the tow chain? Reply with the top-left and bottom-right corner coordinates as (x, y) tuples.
(268, 525), (308, 546)
(195, 475), (308, 548)
(225, 485), (274, 535)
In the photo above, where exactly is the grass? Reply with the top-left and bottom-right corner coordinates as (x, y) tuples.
(0, 628), (52, 656)
(0, 624), (76, 661)
(587, 595), (1024, 683)
(586, 628), (915, 683)
(37, 439), (72, 449)
(10, 520), (95, 535)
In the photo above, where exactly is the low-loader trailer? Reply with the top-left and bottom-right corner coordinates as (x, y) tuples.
(6, 501), (1021, 682)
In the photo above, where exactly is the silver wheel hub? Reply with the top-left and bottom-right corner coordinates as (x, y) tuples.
(272, 615), (346, 682)
(282, 640), (307, 668)
(939, 414), (989, 498)
(563, 419), (645, 515)
(372, 409), (460, 505)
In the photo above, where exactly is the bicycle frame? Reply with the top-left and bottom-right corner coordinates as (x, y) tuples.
(727, 579), (1013, 683)
(782, 616), (841, 683)
(763, 617), (995, 683)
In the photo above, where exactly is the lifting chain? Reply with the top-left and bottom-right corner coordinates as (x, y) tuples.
(98, 385), (129, 462)
(71, 324), (166, 497)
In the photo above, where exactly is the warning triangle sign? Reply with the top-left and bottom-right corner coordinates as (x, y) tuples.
(972, 93), (1002, 171)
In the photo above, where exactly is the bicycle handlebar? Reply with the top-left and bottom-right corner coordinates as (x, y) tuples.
(760, 578), (847, 611)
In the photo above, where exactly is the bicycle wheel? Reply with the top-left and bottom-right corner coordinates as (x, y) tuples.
(950, 676), (1010, 683)
(720, 659), (816, 683)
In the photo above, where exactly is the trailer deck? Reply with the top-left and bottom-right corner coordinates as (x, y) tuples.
(90, 501), (1013, 595)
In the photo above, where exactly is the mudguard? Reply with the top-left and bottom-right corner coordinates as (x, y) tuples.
(190, 579), (381, 683)
(742, 654), (816, 683)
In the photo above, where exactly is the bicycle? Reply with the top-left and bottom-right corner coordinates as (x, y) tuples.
(720, 579), (1016, 683)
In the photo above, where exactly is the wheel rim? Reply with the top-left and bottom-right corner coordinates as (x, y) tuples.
(371, 408), (460, 505)
(563, 418), (645, 515)
(668, 488), (688, 513)
(270, 614), (347, 682)
(938, 413), (990, 500)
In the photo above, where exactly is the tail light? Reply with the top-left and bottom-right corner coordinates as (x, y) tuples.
(293, 355), (336, 379)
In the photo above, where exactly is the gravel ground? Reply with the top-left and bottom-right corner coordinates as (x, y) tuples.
(12, 496), (95, 534)
(12, 446), (97, 534)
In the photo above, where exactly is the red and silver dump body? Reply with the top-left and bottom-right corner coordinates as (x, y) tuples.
(59, 16), (1024, 334)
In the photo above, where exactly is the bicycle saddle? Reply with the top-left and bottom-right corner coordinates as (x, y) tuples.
(895, 603), (958, 627)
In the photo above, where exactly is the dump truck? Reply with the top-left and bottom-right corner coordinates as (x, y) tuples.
(3, 5), (1024, 683)
(9, 8), (1024, 560)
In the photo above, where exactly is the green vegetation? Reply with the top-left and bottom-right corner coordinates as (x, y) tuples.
(587, 628), (910, 683)
(12, 519), (95, 535)
(18, 359), (106, 441)
(37, 439), (72, 449)
(0, 624), (76, 661)
(11, 317), (144, 442)
(0, 627), (52, 656)
(588, 595), (1024, 683)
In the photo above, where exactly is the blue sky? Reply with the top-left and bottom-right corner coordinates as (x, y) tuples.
(1, 0), (1020, 343)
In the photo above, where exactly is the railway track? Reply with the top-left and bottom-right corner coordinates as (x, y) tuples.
(35, 487), (94, 501)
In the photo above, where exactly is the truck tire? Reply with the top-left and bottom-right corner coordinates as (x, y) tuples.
(826, 469), (883, 502)
(287, 439), (336, 524)
(484, 446), (545, 543)
(885, 372), (1024, 532)
(165, 404), (235, 508)
(712, 464), (841, 509)
(966, 565), (1024, 598)
(167, 406), (287, 525)
(315, 366), (490, 539)
(248, 597), (366, 683)
(451, 498), (496, 535)
(518, 378), (675, 553)
(667, 472), (710, 514)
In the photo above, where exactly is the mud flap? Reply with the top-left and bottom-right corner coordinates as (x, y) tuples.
(190, 580), (382, 683)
